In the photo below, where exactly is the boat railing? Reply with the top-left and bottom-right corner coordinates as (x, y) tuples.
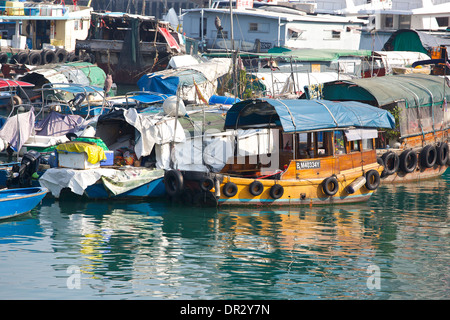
(35, 82), (109, 119)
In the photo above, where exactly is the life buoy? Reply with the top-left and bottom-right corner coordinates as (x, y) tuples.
(365, 170), (380, 190)
(164, 170), (184, 197)
(199, 177), (214, 192)
(249, 180), (264, 196)
(437, 142), (449, 166)
(381, 152), (399, 176)
(419, 145), (437, 168)
(322, 176), (339, 196)
(399, 149), (417, 173)
(223, 182), (238, 197)
(269, 184), (284, 199)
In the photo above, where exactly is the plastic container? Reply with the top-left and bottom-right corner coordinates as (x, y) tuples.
(100, 151), (114, 166)
(58, 151), (101, 169)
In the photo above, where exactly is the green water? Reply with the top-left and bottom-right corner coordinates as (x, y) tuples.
(0, 171), (449, 300)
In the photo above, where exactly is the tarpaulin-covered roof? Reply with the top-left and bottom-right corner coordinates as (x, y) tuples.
(321, 73), (450, 109)
(382, 29), (450, 57)
(137, 58), (232, 94)
(224, 99), (395, 133)
(18, 62), (107, 88)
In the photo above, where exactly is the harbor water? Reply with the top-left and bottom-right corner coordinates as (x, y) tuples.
(0, 170), (449, 300)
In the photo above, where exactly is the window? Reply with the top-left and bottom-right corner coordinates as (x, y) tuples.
(217, 30), (228, 39)
(350, 140), (360, 152)
(199, 17), (207, 38)
(399, 15), (411, 29)
(383, 14), (394, 29)
(334, 131), (346, 154)
(288, 28), (304, 40)
(332, 30), (341, 39)
(437, 17), (449, 27)
(249, 23), (258, 32)
(362, 138), (374, 150)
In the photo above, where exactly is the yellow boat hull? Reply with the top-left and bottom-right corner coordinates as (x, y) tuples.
(212, 163), (383, 207)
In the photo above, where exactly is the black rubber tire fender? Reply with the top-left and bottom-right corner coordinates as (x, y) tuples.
(437, 142), (449, 166)
(0, 52), (8, 64)
(223, 182), (238, 197)
(365, 170), (381, 190)
(419, 145), (437, 168)
(399, 149), (418, 173)
(164, 169), (184, 197)
(27, 51), (41, 65)
(55, 48), (68, 63)
(249, 180), (264, 196)
(322, 176), (339, 196)
(199, 177), (214, 192)
(381, 152), (399, 176)
(269, 184), (284, 199)
(41, 49), (57, 64)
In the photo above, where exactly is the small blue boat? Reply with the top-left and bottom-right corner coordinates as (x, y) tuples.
(0, 187), (48, 220)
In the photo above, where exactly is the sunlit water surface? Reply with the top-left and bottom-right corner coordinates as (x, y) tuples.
(0, 171), (449, 300)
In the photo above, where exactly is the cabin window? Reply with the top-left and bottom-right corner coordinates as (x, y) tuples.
(332, 30), (341, 39)
(350, 140), (360, 152)
(334, 131), (346, 154)
(249, 23), (258, 32)
(399, 15), (411, 29)
(199, 17), (207, 38)
(282, 133), (293, 151)
(437, 17), (449, 27)
(297, 133), (309, 158)
(217, 30), (228, 39)
(362, 138), (374, 150)
(382, 14), (394, 29)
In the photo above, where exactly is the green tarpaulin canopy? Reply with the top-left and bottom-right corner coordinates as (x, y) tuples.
(321, 74), (450, 109)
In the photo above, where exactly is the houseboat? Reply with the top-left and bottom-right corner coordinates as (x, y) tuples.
(0, 1), (93, 66)
(182, 4), (366, 53)
(318, 73), (450, 182)
(164, 98), (395, 207)
(75, 12), (187, 85)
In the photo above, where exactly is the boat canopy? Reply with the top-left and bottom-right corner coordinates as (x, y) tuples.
(224, 99), (395, 132)
(0, 79), (35, 89)
(320, 74), (450, 109)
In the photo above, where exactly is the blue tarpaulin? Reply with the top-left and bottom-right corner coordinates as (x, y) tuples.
(224, 99), (396, 132)
(137, 69), (207, 95)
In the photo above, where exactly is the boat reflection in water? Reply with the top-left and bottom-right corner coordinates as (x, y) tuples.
(9, 170), (443, 299)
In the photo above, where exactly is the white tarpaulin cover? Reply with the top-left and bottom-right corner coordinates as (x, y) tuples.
(39, 167), (165, 198)
(0, 108), (35, 152)
(123, 108), (186, 160)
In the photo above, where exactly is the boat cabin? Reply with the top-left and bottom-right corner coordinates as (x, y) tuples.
(221, 99), (394, 180)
